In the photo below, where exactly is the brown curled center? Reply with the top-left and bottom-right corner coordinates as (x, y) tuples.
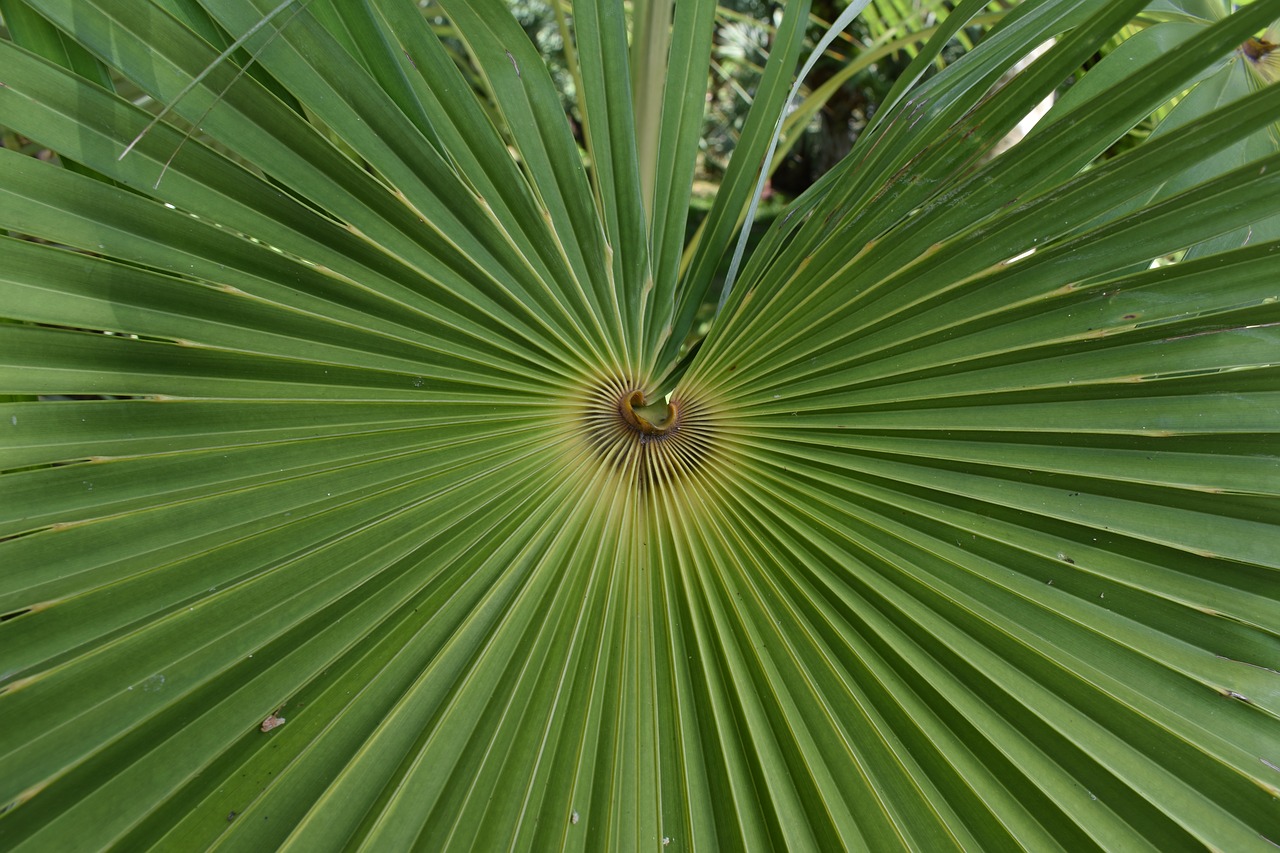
(619, 390), (679, 436)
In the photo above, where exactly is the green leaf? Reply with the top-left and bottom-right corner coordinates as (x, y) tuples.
(2, 1), (1278, 850)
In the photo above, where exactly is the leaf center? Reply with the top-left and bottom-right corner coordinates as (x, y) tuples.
(619, 391), (680, 436)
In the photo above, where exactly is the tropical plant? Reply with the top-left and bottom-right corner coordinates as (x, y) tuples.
(1, 0), (1278, 849)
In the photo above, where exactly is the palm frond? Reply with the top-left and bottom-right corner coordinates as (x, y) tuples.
(1, 0), (1277, 849)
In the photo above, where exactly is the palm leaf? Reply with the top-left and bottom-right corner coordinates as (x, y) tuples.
(2, 0), (1278, 849)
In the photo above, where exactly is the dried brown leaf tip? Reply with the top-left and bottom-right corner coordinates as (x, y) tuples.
(260, 713), (286, 733)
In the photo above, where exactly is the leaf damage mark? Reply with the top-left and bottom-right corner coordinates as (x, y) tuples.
(1216, 687), (1253, 703)
(505, 50), (520, 78)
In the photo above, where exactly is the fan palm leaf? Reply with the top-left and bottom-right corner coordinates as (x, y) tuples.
(1, 0), (1277, 849)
